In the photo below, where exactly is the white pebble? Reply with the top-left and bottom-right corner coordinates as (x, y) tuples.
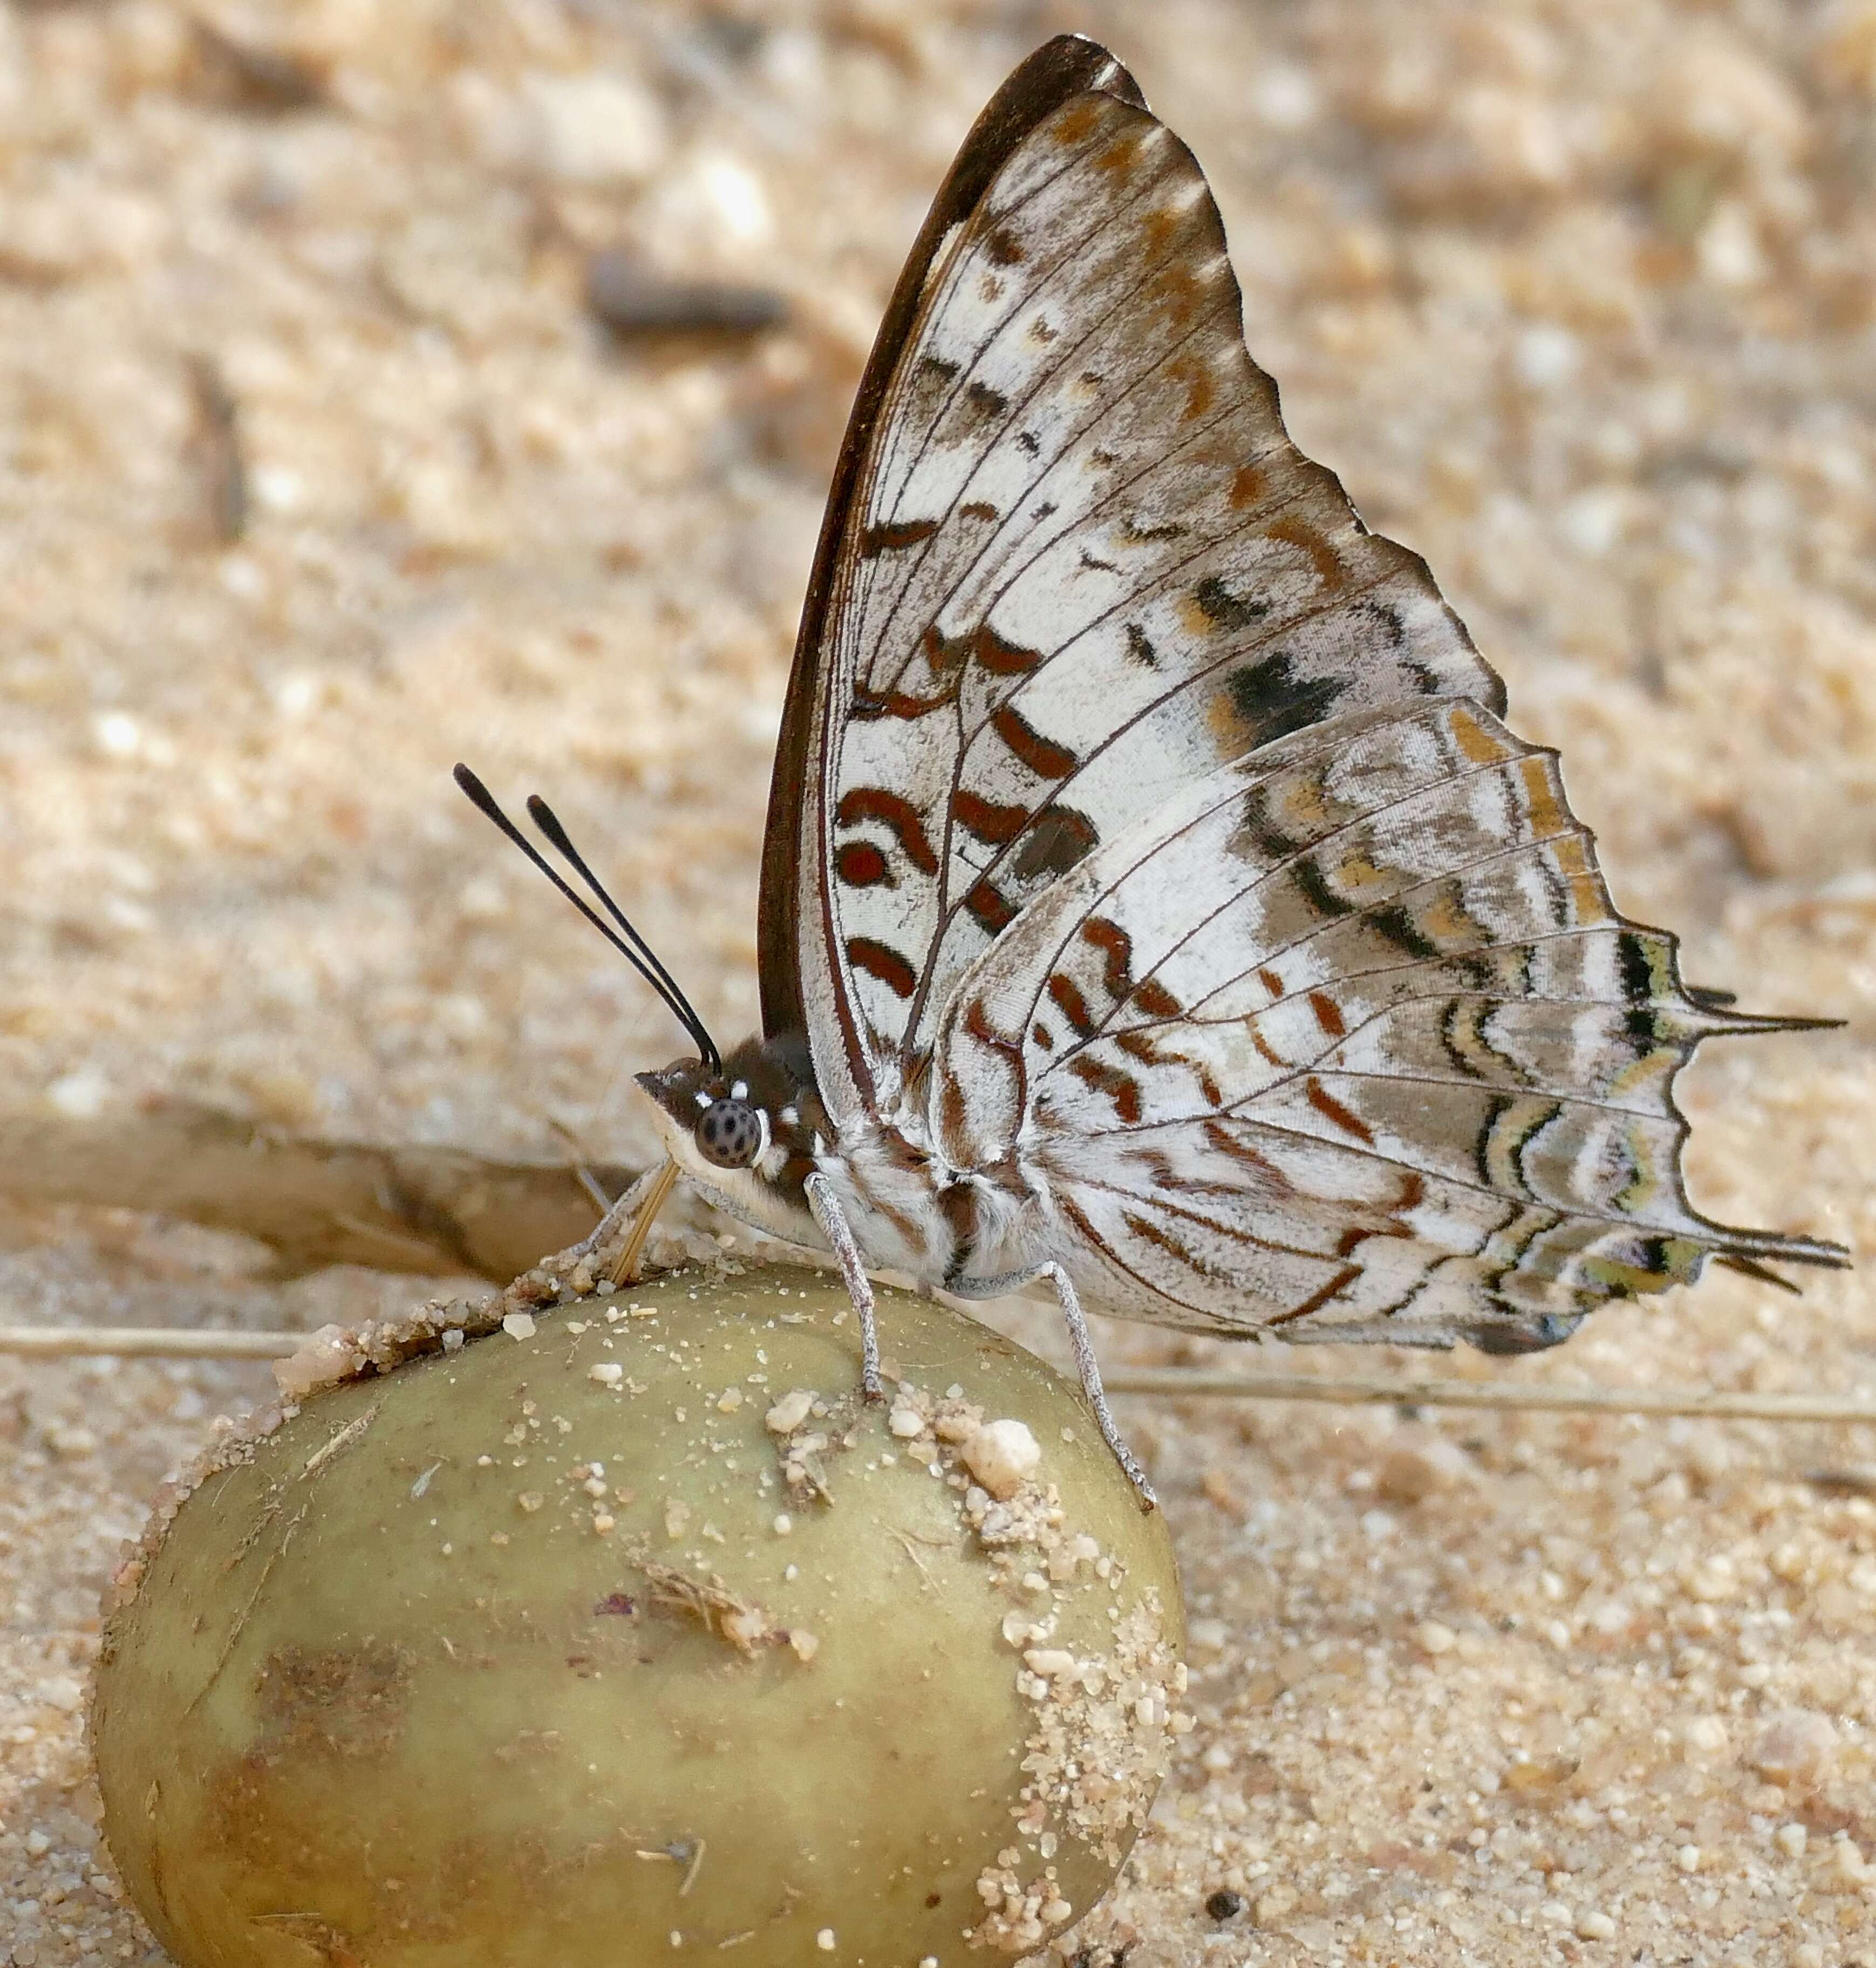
(1022, 1649), (1079, 1679)
(1513, 323), (1580, 390)
(501, 1312), (536, 1341)
(765, 1389), (815, 1435)
(1775, 1823), (1807, 1858)
(1683, 1714), (1730, 1758)
(1575, 1909), (1616, 1940)
(522, 71), (666, 184)
(962, 1418), (1041, 1500)
(588, 1363), (624, 1387)
(1676, 1843), (1701, 1874)
(92, 710), (141, 757)
(47, 1070), (111, 1119)
(888, 1403), (925, 1439)
(1748, 1709), (1838, 1784)
(815, 1928), (836, 1950)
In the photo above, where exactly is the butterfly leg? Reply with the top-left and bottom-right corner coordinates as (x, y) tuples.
(1041, 1263), (1157, 1511)
(947, 1262), (1156, 1510)
(803, 1171), (885, 1402)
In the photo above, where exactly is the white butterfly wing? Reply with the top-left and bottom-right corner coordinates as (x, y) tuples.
(933, 696), (1839, 1344)
(773, 42), (1499, 1120)
(769, 36), (1841, 1345)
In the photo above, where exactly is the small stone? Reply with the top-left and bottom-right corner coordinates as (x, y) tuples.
(521, 71), (666, 184)
(1375, 1431), (1472, 1502)
(587, 1363), (624, 1387)
(815, 1928), (836, 1951)
(1205, 1888), (1245, 1921)
(765, 1389), (815, 1435)
(1748, 1710), (1839, 1785)
(1575, 1909), (1617, 1940)
(1683, 1714), (1730, 1759)
(501, 1312), (536, 1341)
(1416, 1620), (1457, 1655)
(963, 1418), (1041, 1500)
(47, 1069), (111, 1119)
(1676, 1843), (1701, 1874)
(1513, 324), (1580, 390)
(888, 1403), (926, 1439)
(1023, 1649), (1079, 1679)
(1775, 1823), (1807, 1858)
(585, 252), (786, 339)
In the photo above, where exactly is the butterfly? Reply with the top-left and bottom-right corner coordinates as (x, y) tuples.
(458, 35), (1845, 1506)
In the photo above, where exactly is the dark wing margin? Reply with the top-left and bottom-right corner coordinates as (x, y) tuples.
(757, 35), (1143, 1046)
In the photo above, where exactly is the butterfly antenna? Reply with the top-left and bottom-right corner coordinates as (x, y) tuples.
(452, 766), (722, 1072)
(522, 792), (721, 1071)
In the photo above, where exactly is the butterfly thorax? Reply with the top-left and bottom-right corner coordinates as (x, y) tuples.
(636, 1033), (1045, 1285)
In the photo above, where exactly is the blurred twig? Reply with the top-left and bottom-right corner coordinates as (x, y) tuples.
(0, 1101), (631, 1282)
(1100, 1365), (1876, 1425)
(1, 1315), (1871, 1426)
(183, 353), (247, 545)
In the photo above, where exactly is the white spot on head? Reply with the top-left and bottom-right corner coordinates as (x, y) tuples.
(779, 1105), (799, 1126)
(694, 1090), (712, 1109)
(731, 1080), (748, 1101)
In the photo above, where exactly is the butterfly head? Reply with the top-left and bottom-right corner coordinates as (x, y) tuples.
(633, 1058), (761, 1164)
(633, 1034), (824, 1242)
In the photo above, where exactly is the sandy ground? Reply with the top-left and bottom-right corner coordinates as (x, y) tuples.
(2, 1), (1873, 1963)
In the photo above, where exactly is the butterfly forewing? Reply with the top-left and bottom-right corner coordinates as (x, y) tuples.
(806, 76), (1508, 1113)
(772, 35), (1841, 1351)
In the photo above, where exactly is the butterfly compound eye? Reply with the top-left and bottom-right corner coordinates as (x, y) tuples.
(695, 1098), (763, 1170)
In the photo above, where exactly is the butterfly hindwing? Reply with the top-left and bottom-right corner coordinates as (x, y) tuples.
(932, 695), (1840, 1341)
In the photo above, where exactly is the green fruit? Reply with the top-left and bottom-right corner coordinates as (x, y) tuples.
(93, 1265), (1186, 1965)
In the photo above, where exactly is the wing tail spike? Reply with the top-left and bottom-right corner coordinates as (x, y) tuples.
(1717, 1233), (1852, 1275)
(1715, 1253), (1805, 1295)
(1680, 992), (1845, 1037)
(1714, 1011), (1846, 1037)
